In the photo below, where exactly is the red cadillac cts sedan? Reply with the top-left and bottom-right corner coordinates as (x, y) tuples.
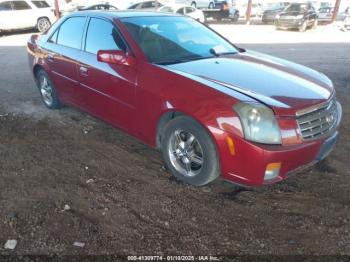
(27, 11), (342, 187)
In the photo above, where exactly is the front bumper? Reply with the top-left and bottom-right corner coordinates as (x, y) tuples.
(275, 19), (303, 29)
(262, 14), (277, 23)
(216, 103), (342, 187)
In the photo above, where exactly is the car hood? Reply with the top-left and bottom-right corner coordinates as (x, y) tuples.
(264, 8), (283, 14)
(280, 11), (304, 16)
(166, 50), (333, 116)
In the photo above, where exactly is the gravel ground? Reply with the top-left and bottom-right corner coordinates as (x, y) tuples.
(0, 27), (349, 257)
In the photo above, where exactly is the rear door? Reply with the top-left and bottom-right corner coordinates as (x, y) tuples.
(43, 16), (87, 106)
(77, 17), (138, 131)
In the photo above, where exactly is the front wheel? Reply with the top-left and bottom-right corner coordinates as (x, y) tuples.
(161, 116), (220, 186)
(37, 17), (51, 32)
(231, 12), (239, 22)
(299, 20), (307, 32)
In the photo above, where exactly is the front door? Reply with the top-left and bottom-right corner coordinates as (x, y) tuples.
(77, 17), (138, 132)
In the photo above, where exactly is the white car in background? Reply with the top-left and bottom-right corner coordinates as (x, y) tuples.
(0, 0), (55, 33)
(158, 4), (205, 22)
(174, 0), (214, 9)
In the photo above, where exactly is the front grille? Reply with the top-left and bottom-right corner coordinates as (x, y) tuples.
(296, 98), (338, 141)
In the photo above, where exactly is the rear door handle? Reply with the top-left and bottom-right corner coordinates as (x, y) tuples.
(79, 66), (89, 76)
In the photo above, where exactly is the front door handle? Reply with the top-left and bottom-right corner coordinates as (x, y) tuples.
(47, 53), (55, 62)
(79, 66), (88, 76)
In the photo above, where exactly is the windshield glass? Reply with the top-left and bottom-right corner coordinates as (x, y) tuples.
(121, 16), (238, 65)
(284, 3), (308, 12)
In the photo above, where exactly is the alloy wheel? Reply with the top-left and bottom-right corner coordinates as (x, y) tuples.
(40, 74), (53, 106)
(168, 129), (204, 177)
(38, 18), (51, 32)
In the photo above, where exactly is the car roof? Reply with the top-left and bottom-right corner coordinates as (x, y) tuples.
(70, 10), (180, 19)
(161, 4), (194, 9)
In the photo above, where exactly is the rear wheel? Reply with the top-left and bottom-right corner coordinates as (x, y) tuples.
(37, 17), (51, 32)
(161, 116), (220, 186)
(36, 69), (62, 109)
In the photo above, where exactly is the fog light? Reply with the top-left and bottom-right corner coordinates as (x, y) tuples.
(264, 162), (281, 181)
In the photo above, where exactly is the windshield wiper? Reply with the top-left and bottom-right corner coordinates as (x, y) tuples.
(155, 54), (213, 65)
(209, 48), (238, 57)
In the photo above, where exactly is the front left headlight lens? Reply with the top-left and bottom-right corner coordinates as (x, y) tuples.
(234, 102), (282, 144)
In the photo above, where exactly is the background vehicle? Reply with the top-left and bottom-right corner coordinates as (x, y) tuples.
(158, 4), (205, 22)
(176, 0), (215, 9)
(78, 4), (118, 11)
(262, 2), (290, 24)
(339, 7), (350, 30)
(202, 0), (239, 22)
(342, 16), (350, 30)
(317, 6), (333, 22)
(127, 0), (162, 10)
(275, 2), (318, 32)
(237, 2), (263, 18)
(27, 11), (341, 187)
(0, 0), (55, 33)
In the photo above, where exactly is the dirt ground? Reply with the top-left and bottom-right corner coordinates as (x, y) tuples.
(0, 39), (350, 258)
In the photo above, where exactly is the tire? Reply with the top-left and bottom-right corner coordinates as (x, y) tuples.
(36, 69), (62, 109)
(208, 2), (214, 9)
(232, 12), (239, 22)
(299, 20), (307, 32)
(191, 1), (196, 8)
(161, 116), (220, 186)
(37, 17), (51, 33)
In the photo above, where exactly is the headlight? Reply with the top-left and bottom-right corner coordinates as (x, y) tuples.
(296, 15), (304, 19)
(234, 102), (282, 144)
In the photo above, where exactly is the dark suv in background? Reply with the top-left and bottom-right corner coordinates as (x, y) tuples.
(274, 2), (318, 31)
(262, 2), (290, 24)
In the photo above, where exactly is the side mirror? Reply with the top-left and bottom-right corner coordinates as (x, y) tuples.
(97, 50), (135, 66)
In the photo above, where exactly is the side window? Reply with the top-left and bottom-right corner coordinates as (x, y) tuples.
(185, 7), (194, 14)
(31, 1), (49, 8)
(161, 7), (173, 13)
(85, 18), (126, 55)
(11, 1), (31, 10)
(57, 17), (86, 49)
(141, 1), (153, 9)
(177, 7), (184, 14)
(0, 1), (12, 11)
(49, 29), (58, 43)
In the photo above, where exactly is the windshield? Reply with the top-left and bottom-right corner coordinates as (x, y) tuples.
(284, 3), (308, 12)
(121, 16), (238, 65)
